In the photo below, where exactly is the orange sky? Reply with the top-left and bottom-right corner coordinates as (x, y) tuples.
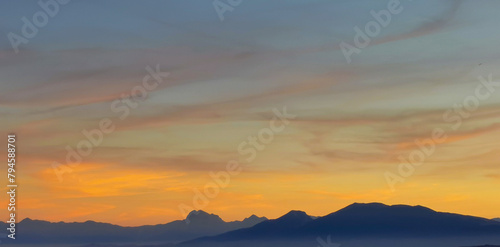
(1, 0), (500, 227)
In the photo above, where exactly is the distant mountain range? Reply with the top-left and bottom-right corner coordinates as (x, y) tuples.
(182, 203), (500, 247)
(493, 218), (500, 222)
(3, 203), (500, 247)
(0, 210), (267, 244)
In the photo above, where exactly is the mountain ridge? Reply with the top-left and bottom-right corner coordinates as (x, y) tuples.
(182, 203), (500, 247)
(1, 210), (268, 244)
(5, 203), (500, 247)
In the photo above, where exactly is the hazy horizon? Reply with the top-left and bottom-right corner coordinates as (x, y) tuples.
(12, 202), (500, 227)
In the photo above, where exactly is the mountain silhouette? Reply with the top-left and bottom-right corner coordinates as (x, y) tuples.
(4, 203), (500, 247)
(301, 202), (500, 237)
(1, 211), (267, 244)
(190, 210), (314, 242)
(183, 203), (500, 247)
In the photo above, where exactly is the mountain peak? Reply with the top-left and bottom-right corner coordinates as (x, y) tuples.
(346, 202), (388, 208)
(187, 210), (209, 217)
(274, 210), (313, 225)
(243, 214), (267, 222)
(185, 210), (224, 225)
(340, 202), (434, 213)
(281, 210), (309, 217)
(20, 218), (34, 223)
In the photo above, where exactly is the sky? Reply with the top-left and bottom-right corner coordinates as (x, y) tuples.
(0, 0), (499, 226)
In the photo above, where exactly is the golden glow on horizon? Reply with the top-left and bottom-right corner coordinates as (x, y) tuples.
(3, 117), (499, 226)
